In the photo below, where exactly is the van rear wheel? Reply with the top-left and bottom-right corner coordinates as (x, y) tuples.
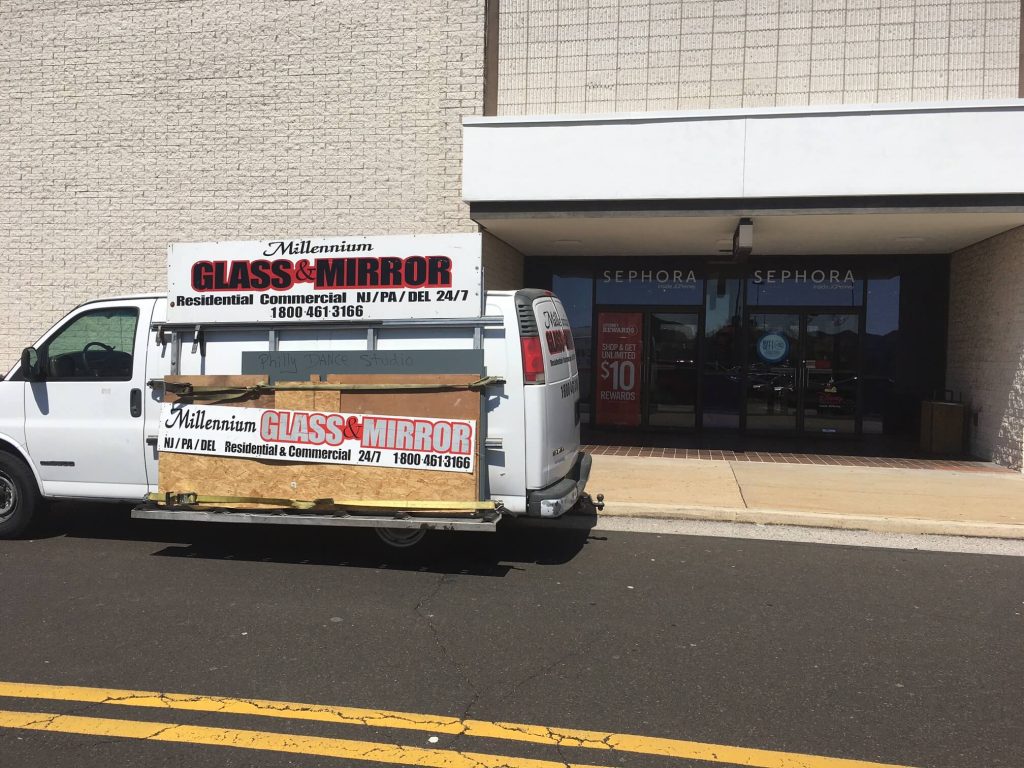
(0, 453), (40, 539)
(375, 526), (427, 549)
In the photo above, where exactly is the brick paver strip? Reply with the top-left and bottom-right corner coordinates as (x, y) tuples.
(580, 444), (1009, 473)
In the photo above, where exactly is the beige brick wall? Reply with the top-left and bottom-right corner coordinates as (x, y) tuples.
(947, 225), (1024, 470)
(482, 231), (526, 289)
(0, 0), (486, 371)
(498, 0), (1021, 113)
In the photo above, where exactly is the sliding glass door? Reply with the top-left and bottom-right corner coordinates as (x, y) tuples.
(745, 311), (861, 434)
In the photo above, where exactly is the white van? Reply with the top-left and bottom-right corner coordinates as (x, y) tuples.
(0, 289), (593, 543)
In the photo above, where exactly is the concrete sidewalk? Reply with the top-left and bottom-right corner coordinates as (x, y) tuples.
(588, 454), (1024, 539)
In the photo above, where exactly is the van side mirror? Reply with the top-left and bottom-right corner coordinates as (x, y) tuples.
(21, 347), (45, 381)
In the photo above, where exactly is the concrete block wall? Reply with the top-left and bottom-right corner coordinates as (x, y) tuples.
(0, 0), (486, 371)
(482, 232), (526, 289)
(497, 0), (1021, 114)
(946, 225), (1024, 470)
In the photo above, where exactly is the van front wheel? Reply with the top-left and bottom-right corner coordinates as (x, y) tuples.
(0, 453), (40, 539)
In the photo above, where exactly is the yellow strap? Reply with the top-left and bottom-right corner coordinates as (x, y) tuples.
(153, 377), (503, 402)
(147, 492), (494, 512)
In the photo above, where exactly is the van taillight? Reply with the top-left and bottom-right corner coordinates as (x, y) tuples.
(521, 336), (546, 384)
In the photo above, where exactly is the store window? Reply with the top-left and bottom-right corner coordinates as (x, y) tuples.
(535, 255), (945, 442)
(864, 277), (900, 376)
(551, 271), (593, 420)
(703, 278), (743, 428)
(748, 268), (863, 307)
(863, 277), (901, 434)
(597, 267), (704, 305)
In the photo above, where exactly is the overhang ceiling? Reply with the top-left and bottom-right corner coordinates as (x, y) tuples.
(471, 211), (1024, 257)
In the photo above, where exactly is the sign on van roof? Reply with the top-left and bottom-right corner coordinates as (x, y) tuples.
(167, 233), (482, 324)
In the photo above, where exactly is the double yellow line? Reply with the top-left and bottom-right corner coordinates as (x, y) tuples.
(0, 681), (916, 768)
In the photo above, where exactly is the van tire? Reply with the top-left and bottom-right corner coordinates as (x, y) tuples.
(0, 453), (41, 539)
(375, 527), (428, 549)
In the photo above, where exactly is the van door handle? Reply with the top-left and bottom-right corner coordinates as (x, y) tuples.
(130, 388), (142, 417)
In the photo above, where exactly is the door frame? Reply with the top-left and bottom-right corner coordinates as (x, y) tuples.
(741, 306), (865, 436)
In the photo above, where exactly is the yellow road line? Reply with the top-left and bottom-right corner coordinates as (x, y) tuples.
(0, 681), (917, 768)
(0, 709), (609, 768)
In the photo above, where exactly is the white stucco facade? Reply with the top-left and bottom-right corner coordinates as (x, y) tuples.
(464, 101), (1024, 202)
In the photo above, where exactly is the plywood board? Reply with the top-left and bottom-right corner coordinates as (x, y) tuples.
(323, 374), (481, 421)
(157, 374), (483, 513)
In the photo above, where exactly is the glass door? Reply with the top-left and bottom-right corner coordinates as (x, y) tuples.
(802, 313), (859, 434)
(646, 313), (699, 428)
(744, 311), (861, 434)
(746, 313), (800, 431)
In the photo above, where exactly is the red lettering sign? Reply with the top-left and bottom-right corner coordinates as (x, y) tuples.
(596, 312), (643, 427)
(190, 256), (453, 292)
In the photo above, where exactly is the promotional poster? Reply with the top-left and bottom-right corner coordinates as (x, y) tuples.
(595, 311), (643, 427)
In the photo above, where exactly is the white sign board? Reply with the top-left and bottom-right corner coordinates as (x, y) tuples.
(167, 233), (482, 324)
(160, 403), (476, 474)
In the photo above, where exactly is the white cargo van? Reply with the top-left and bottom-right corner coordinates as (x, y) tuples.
(0, 288), (593, 543)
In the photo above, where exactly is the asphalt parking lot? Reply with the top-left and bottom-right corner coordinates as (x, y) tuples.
(1, 503), (1022, 768)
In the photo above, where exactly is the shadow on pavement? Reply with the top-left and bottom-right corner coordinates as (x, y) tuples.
(40, 500), (600, 577)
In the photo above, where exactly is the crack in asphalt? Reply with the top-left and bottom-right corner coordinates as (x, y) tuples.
(19, 712), (62, 729)
(8, 685), (618, 758)
(493, 633), (603, 710)
(1, 683), (798, 766)
(442, 631), (610, 757)
(413, 573), (457, 669)
(412, 572), (486, 737)
(145, 723), (179, 740)
(95, 689), (469, 731)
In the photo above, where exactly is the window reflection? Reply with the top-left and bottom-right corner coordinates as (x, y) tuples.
(597, 267), (703, 305)
(703, 278), (743, 428)
(864, 277), (900, 377)
(648, 314), (699, 428)
(705, 279), (742, 374)
(748, 268), (863, 307)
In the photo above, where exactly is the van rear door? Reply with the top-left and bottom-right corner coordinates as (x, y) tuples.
(518, 291), (580, 491)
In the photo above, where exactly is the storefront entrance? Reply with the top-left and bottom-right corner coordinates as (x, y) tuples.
(746, 311), (860, 434)
(540, 256), (948, 443)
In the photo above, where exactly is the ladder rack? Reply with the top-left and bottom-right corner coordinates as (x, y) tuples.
(152, 316), (505, 375)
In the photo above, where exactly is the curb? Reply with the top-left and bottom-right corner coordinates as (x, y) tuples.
(590, 503), (1024, 540)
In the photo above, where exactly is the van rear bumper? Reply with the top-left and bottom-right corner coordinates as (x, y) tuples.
(526, 451), (592, 518)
